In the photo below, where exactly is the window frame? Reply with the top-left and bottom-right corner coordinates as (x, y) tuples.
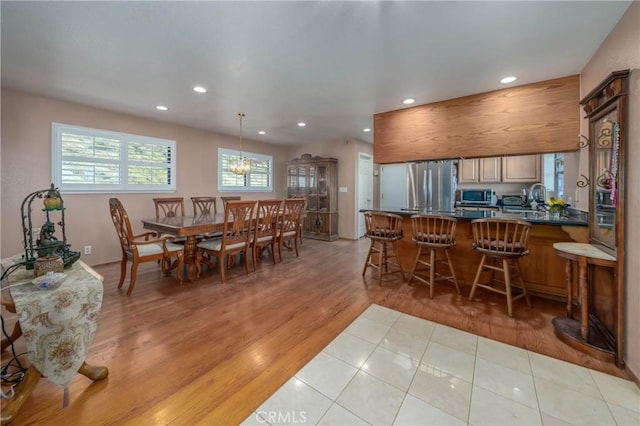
(217, 148), (273, 192)
(51, 122), (177, 194)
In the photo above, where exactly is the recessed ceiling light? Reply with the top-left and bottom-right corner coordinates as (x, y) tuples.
(258, 131), (266, 135)
(501, 76), (517, 84)
(156, 105), (168, 111)
(298, 122), (306, 127)
(402, 98), (415, 105)
(193, 86), (207, 93)
(363, 128), (371, 132)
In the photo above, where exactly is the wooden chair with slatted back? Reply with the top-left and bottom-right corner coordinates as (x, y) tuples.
(468, 218), (532, 317)
(153, 197), (185, 219)
(275, 198), (305, 262)
(408, 214), (461, 298)
(190, 197), (221, 240)
(191, 197), (217, 216)
(291, 195), (307, 244)
(109, 198), (183, 295)
(220, 196), (241, 210)
(362, 211), (405, 285)
(251, 199), (282, 270)
(196, 200), (256, 283)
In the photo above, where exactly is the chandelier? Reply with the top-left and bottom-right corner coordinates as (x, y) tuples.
(229, 112), (251, 175)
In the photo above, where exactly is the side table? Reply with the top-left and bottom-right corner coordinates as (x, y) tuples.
(551, 242), (618, 364)
(1, 258), (109, 425)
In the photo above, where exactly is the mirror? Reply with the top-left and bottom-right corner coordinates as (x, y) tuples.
(592, 116), (617, 249)
(582, 69), (628, 257)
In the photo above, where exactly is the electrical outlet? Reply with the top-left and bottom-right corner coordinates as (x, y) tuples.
(84, 245), (92, 255)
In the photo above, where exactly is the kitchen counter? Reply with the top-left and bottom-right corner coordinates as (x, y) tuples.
(369, 206), (588, 226)
(362, 207), (588, 299)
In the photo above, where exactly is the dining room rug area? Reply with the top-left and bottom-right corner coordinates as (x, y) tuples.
(241, 304), (640, 425)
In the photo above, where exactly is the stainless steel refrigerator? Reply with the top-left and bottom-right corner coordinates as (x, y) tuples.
(406, 161), (457, 211)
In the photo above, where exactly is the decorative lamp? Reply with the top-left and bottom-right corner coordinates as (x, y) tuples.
(20, 183), (80, 270)
(229, 112), (251, 175)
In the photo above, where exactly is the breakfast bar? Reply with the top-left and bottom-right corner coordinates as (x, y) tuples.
(363, 207), (588, 299)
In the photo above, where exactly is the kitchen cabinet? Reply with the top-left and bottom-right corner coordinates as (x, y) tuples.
(458, 158), (501, 183)
(459, 155), (541, 184)
(286, 154), (338, 241)
(502, 155), (541, 182)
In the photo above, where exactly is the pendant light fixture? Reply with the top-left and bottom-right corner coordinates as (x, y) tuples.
(229, 112), (251, 175)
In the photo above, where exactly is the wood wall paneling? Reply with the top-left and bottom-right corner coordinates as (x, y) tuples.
(374, 75), (580, 164)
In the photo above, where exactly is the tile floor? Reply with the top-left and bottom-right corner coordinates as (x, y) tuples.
(241, 304), (640, 426)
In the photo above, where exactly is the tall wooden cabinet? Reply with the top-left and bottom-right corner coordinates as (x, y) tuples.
(286, 154), (339, 241)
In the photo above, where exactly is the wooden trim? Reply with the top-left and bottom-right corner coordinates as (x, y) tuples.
(374, 75), (580, 164)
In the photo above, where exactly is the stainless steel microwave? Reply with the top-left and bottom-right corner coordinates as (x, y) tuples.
(459, 188), (496, 205)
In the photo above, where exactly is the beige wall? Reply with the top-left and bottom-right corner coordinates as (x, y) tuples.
(580, 1), (640, 379)
(1, 89), (290, 265)
(287, 139), (373, 240)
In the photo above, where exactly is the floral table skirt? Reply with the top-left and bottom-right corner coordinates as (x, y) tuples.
(1, 255), (103, 387)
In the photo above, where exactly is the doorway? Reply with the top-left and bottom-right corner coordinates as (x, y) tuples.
(357, 153), (373, 238)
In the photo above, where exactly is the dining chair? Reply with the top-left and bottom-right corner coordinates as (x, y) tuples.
(196, 200), (256, 283)
(275, 198), (305, 262)
(468, 218), (532, 317)
(153, 197), (186, 243)
(250, 199), (282, 270)
(190, 196), (222, 239)
(109, 198), (184, 295)
(220, 196), (241, 209)
(191, 196), (217, 216)
(153, 197), (185, 219)
(291, 195), (307, 244)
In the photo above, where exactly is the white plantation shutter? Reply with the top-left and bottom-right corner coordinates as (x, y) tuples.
(218, 148), (273, 192)
(52, 123), (176, 192)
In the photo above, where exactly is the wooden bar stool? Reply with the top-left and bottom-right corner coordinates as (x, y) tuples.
(468, 218), (532, 317)
(408, 214), (460, 298)
(362, 211), (405, 284)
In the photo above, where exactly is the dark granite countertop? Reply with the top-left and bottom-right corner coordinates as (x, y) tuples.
(362, 206), (588, 226)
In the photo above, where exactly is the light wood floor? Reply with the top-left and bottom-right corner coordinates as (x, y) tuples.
(1, 238), (631, 425)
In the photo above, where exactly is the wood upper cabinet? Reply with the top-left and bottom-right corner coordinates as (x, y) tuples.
(502, 155), (541, 183)
(459, 155), (541, 183)
(458, 158), (501, 183)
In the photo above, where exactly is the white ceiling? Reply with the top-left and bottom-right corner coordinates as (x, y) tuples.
(1, 1), (632, 146)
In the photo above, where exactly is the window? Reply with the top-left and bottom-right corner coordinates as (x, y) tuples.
(218, 148), (273, 192)
(52, 123), (176, 193)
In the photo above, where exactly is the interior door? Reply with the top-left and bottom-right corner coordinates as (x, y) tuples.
(358, 153), (373, 237)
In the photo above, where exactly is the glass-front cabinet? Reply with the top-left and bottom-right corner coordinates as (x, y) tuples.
(286, 154), (338, 241)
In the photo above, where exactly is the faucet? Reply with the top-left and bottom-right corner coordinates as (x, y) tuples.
(529, 183), (547, 209)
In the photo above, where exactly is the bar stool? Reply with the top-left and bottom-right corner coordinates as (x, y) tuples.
(408, 215), (460, 298)
(468, 218), (532, 317)
(362, 211), (405, 284)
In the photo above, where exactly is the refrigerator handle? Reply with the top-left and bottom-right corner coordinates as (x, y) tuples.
(425, 168), (431, 209)
(407, 164), (416, 209)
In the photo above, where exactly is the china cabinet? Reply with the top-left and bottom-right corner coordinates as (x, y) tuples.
(286, 154), (338, 241)
(552, 69), (628, 367)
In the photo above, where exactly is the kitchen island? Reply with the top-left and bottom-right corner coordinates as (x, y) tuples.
(363, 207), (588, 299)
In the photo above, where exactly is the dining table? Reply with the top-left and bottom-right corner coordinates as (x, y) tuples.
(141, 213), (227, 281)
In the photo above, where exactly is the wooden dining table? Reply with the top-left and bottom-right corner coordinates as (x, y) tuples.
(141, 213), (227, 281)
